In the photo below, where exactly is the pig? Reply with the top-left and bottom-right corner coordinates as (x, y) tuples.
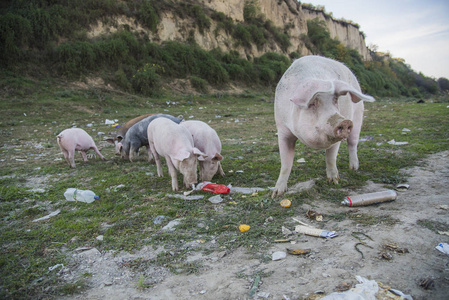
(106, 114), (153, 155)
(272, 55), (375, 198)
(147, 118), (206, 191)
(57, 128), (106, 168)
(117, 114), (183, 162)
(181, 120), (225, 181)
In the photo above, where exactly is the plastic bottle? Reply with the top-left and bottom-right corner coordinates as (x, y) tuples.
(341, 190), (397, 207)
(64, 188), (99, 203)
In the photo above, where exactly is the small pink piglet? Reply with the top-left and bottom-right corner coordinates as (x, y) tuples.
(57, 128), (106, 168)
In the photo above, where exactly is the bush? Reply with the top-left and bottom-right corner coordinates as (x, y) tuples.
(55, 41), (96, 77)
(138, 1), (158, 33)
(131, 63), (161, 96)
(190, 76), (208, 93)
(0, 12), (32, 65)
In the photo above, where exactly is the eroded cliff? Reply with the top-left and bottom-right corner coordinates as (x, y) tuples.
(88, 0), (370, 61)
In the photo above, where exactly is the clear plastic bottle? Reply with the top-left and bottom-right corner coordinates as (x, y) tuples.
(64, 188), (99, 203)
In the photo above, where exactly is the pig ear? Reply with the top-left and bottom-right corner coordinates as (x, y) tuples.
(173, 151), (191, 162)
(105, 137), (115, 144)
(290, 79), (333, 108)
(193, 147), (207, 159)
(116, 135), (123, 142)
(333, 80), (375, 103)
(213, 153), (223, 161)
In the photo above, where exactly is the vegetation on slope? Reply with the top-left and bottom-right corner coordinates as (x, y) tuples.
(0, 0), (446, 98)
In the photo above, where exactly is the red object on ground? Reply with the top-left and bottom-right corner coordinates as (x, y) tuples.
(201, 183), (230, 194)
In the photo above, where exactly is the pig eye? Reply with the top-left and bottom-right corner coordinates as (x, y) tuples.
(308, 101), (317, 109)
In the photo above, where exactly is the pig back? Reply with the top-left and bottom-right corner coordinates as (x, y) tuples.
(148, 118), (194, 157)
(123, 114), (183, 149)
(182, 120), (221, 159)
(116, 114), (153, 142)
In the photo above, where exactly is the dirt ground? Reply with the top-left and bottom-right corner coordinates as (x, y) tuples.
(59, 151), (449, 300)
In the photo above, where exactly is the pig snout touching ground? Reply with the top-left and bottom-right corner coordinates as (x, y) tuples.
(272, 55), (375, 198)
(181, 120), (225, 181)
(117, 114), (183, 162)
(106, 114), (153, 156)
(57, 128), (106, 168)
(147, 118), (206, 191)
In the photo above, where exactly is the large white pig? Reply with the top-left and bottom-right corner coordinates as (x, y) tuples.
(57, 128), (106, 168)
(147, 118), (206, 191)
(272, 55), (375, 197)
(181, 120), (225, 181)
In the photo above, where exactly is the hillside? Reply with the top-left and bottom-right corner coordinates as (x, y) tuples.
(0, 0), (446, 98)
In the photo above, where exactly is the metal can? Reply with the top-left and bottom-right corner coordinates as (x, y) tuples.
(341, 190), (397, 207)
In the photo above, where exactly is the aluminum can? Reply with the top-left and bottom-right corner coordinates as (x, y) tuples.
(341, 190), (397, 207)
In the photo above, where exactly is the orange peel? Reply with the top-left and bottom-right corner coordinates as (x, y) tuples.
(280, 199), (291, 208)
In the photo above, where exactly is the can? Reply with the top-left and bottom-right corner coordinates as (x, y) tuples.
(341, 190), (397, 207)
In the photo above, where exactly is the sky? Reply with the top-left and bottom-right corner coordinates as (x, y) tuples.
(306, 0), (449, 79)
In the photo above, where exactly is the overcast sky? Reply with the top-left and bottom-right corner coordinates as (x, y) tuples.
(305, 0), (449, 79)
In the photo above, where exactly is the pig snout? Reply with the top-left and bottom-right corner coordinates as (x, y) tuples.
(334, 119), (353, 139)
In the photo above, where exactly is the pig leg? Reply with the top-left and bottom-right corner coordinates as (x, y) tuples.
(347, 105), (363, 170)
(149, 142), (163, 177)
(272, 129), (297, 197)
(165, 157), (179, 191)
(91, 146), (106, 161)
(80, 151), (89, 162)
(325, 142), (341, 184)
(146, 146), (154, 163)
(218, 162), (225, 177)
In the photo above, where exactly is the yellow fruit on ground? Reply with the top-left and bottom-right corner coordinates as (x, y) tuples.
(239, 224), (250, 232)
(280, 199), (291, 208)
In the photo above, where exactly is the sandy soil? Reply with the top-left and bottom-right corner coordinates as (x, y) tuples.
(59, 151), (449, 300)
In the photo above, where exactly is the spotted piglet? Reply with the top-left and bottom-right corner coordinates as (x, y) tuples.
(57, 128), (105, 168)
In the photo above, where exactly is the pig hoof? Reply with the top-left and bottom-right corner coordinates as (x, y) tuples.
(327, 177), (339, 184)
(271, 189), (285, 198)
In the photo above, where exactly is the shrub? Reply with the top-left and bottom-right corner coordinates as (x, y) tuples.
(138, 1), (159, 33)
(0, 12), (32, 65)
(55, 41), (96, 77)
(131, 63), (161, 96)
(190, 76), (208, 93)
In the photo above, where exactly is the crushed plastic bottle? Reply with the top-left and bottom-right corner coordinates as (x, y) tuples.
(342, 190), (397, 207)
(64, 188), (99, 203)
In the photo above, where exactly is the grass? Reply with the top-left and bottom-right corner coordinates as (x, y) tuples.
(0, 77), (448, 298)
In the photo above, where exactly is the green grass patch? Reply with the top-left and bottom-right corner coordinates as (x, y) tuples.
(0, 82), (448, 298)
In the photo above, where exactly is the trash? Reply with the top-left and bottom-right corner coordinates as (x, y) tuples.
(306, 210), (323, 221)
(249, 275), (261, 297)
(96, 235), (104, 241)
(286, 179), (315, 194)
(286, 248), (311, 255)
(435, 243), (449, 255)
(272, 251), (287, 261)
(104, 119), (117, 125)
(402, 128), (411, 132)
(153, 215), (166, 224)
(359, 136), (374, 142)
(239, 224), (250, 232)
(438, 205), (449, 210)
(341, 190), (397, 207)
(112, 123), (120, 128)
(389, 288), (414, 300)
(282, 226), (292, 236)
(196, 182), (230, 194)
(162, 219), (182, 232)
(236, 170), (244, 173)
(64, 188), (99, 203)
(383, 243), (409, 254)
(167, 194), (204, 201)
(388, 139), (409, 146)
(335, 282), (351, 292)
(280, 199), (291, 208)
(296, 158), (306, 163)
(230, 186), (266, 194)
(48, 264), (64, 271)
(32, 209), (61, 222)
(321, 275), (378, 300)
(295, 225), (338, 238)
(396, 183), (410, 191)
(208, 194), (224, 204)
(419, 278), (435, 290)
(438, 231), (449, 236)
